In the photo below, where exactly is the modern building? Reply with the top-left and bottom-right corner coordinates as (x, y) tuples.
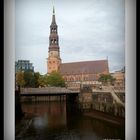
(47, 7), (109, 90)
(15, 60), (34, 73)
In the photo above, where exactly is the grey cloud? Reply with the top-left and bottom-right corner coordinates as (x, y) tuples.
(16, 0), (125, 74)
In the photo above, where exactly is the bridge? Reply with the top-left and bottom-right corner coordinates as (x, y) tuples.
(17, 86), (125, 117)
(20, 87), (79, 96)
(20, 86), (124, 106)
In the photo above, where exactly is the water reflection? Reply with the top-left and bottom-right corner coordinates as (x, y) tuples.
(16, 101), (124, 140)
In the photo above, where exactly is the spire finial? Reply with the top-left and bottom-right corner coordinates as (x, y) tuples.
(51, 5), (56, 24)
(53, 6), (55, 15)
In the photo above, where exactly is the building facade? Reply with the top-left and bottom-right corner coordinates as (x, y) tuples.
(59, 60), (109, 90)
(47, 8), (109, 90)
(15, 60), (34, 73)
(111, 67), (125, 89)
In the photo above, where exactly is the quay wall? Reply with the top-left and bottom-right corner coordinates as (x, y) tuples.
(78, 89), (125, 118)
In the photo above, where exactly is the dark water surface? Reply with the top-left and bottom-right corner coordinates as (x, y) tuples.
(16, 101), (125, 140)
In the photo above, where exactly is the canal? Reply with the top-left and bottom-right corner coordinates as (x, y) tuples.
(16, 101), (125, 140)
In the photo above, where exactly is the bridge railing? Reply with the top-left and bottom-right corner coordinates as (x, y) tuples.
(21, 87), (79, 94)
(92, 86), (125, 93)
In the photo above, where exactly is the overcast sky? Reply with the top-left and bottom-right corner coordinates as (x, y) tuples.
(15, 0), (125, 74)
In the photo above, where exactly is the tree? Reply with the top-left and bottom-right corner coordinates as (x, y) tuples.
(109, 76), (116, 85)
(16, 71), (25, 87)
(38, 74), (48, 87)
(46, 71), (65, 87)
(98, 74), (116, 85)
(34, 72), (40, 87)
(24, 71), (35, 87)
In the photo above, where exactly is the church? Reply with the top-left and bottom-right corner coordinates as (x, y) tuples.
(47, 7), (109, 90)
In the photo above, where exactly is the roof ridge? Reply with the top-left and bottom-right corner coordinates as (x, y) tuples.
(61, 59), (107, 65)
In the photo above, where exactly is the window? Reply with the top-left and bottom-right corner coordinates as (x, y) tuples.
(30, 66), (32, 69)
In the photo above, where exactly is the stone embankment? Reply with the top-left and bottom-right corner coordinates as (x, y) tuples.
(84, 110), (125, 126)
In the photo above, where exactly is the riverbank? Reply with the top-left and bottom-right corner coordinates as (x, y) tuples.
(84, 110), (125, 126)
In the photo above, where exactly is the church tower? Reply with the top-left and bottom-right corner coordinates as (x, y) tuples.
(47, 7), (61, 74)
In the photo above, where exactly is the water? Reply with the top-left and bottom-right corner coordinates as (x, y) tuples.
(16, 101), (125, 140)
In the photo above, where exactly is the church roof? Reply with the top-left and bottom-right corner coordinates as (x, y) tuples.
(59, 60), (109, 75)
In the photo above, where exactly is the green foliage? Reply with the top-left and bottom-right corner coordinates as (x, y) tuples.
(24, 71), (35, 87)
(16, 71), (25, 87)
(98, 74), (116, 85)
(15, 71), (65, 88)
(46, 71), (65, 87)
(34, 72), (40, 87)
(38, 74), (48, 87)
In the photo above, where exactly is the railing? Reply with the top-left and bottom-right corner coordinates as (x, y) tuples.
(92, 86), (125, 107)
(21, 87), (79, 94)
(92, 86), (125, 93)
